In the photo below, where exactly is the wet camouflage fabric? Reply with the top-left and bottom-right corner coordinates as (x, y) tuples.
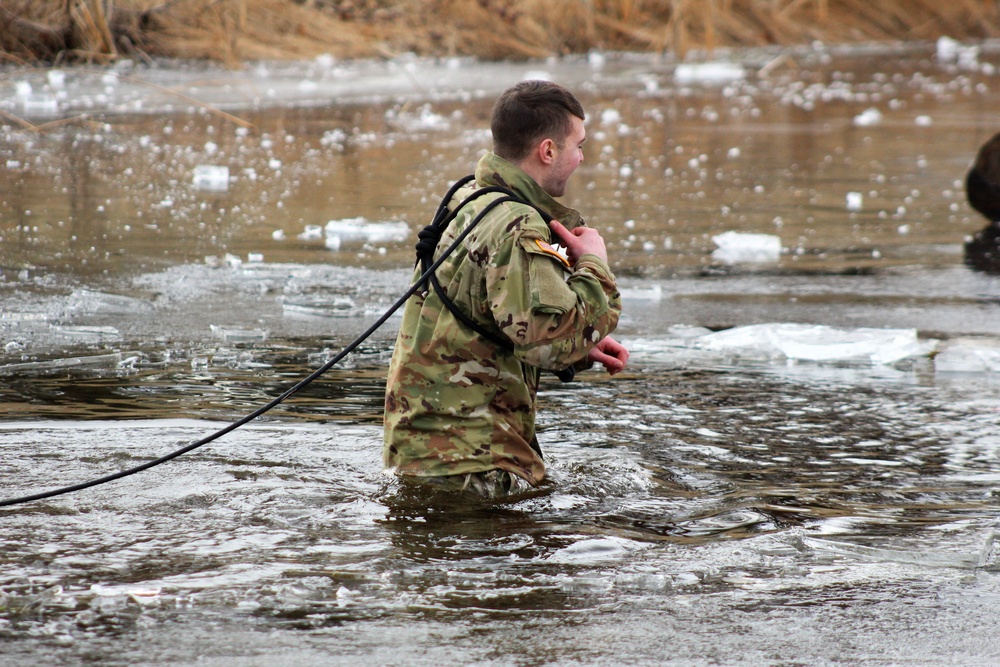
(383, 152), (622, 485)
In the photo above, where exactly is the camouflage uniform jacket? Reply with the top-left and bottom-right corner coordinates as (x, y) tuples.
(383, 152), (622, 485)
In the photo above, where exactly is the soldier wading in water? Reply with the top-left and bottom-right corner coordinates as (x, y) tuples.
(383, 80), (629, 498)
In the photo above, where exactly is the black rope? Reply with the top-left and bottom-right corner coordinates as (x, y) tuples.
(414, 178), (575, 382)
(0, 204), (493, 509)
(424, 194), (521, 352)
(415, 174), (475, 262)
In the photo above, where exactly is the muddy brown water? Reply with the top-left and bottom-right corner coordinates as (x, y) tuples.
(3, 43), (1000, 665)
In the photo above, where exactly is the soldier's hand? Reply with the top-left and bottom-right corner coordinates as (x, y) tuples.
(588, 336), (629, 375)
(549, 220), (608, 265)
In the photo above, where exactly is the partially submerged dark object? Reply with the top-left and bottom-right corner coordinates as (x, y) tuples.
(964, 131), (1000, 273)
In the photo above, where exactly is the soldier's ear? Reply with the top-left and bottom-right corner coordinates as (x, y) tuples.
(536, 138), (557, 166)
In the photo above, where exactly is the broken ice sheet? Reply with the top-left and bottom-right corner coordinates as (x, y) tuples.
(68, 289), (155, 315)
(0, 312), (49, 331)
(48, 325), (121, 342)
(628, 324), (938, 366)
(935, 338), (1000, 373)
(800, 535), (992, 570)
(210, 325), (268, 343)
(0, 351), (131, 376)
(282, 295), (358, 319)
(698, 323), (936, 364)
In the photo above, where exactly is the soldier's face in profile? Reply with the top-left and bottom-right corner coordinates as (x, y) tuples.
(541, 115), (586, 198)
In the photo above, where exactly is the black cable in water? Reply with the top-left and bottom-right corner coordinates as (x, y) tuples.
(0, 209), (488, 509)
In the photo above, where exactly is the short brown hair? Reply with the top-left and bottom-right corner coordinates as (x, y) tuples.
(490, 80), (585, 163)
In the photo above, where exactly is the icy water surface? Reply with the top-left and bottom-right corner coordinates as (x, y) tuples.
(3, 42), (1000, 665)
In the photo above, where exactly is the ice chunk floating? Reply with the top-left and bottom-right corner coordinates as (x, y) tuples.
(629, 323), (937, 365)
(698, 323), (936, 364)
(853, 108), (883, 127)
(712, 231), (782, 263)
(934, 338), (1000, 373)
(674, 62), (746, 84)
(322, 217), (410, 249)
(846, 191), (864, 211)
(193, 165), (230, 191)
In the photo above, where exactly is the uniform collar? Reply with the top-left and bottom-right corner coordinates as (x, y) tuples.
(474, 152), (584, 229)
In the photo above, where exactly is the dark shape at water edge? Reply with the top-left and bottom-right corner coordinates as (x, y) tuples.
(964, 131), (1000, 274)
(967, 131), (1000, 223)
(965, 224), (1000, 274)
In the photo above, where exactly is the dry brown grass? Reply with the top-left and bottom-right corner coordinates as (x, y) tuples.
(2, 0), (999, 65)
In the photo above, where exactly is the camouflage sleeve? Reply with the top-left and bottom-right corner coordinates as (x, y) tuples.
(486, 209), (622, 371)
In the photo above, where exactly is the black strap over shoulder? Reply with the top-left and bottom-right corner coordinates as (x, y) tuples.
(414, 176), (575, 382)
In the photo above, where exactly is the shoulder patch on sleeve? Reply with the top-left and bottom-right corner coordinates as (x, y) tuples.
(533, 239), (572, 269)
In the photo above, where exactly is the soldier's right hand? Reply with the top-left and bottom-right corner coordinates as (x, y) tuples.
(549, 220), (608, 265)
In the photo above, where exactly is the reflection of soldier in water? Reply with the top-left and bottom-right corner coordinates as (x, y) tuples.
(964, 132), (1000, 273)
